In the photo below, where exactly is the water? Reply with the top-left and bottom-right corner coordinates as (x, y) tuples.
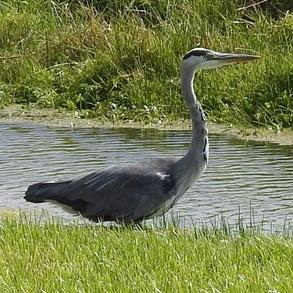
(1, 123), (293, 231)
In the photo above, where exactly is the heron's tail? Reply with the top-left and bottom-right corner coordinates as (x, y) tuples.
(24, 181), (71, 203)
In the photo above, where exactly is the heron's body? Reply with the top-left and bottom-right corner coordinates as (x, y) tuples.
(24, 48), (258, 223)
(27, 158), (180, 222)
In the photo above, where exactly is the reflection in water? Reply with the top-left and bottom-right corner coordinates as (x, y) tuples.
(0, 123), (293, 231)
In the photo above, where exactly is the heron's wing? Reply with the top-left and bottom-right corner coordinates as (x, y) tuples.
(63, 160), (176, 221)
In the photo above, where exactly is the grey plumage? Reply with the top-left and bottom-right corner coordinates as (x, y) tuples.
(26, 158), (179, 222)
(24, 48), (259, 223)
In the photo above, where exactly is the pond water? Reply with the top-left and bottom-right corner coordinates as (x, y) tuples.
(0, 123), (293, 231)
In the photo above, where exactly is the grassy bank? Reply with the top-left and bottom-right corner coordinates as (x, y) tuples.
(0, 216), (292, 292)
(0, 0), (292, 128)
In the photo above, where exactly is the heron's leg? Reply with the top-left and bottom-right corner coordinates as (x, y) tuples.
(115, 218), (145, 230)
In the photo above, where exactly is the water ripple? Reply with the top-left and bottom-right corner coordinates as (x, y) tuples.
(0, 123), (293, 230)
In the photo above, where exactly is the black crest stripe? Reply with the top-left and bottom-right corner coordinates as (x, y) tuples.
(182, 49), (207, 60)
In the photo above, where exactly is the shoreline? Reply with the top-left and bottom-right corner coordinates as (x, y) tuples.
(1, 105), (293, 145)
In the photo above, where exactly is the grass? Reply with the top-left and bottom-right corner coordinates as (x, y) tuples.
(0, 0), (292, 128)
(0, 215), (293, 292)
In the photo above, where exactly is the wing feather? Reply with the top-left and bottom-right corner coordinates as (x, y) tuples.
(63, 159), (177, 221)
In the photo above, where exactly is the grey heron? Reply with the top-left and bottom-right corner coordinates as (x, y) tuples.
(24, 48), (259, 223)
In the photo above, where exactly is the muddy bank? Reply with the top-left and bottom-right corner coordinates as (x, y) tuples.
(1, 105), (292, 145)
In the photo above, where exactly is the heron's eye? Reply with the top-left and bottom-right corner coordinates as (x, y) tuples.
(204, 53), (213, 60)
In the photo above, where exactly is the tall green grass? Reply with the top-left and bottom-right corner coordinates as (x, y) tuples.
(0, 215), (293, 292)
(0, 0), (292, 128)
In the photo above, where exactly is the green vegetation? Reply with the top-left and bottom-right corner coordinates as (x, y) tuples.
(0, 215), (293, 292)
(0, 0), (292, 128)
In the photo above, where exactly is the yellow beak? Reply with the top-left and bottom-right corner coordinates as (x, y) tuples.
(213, 52), (260, 63)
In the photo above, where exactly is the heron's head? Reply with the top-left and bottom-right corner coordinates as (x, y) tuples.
(182, 48), (259, 71)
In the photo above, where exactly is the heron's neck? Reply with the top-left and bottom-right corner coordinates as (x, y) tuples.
(180, 65), (197, 107)
(173, 63), (209, 185)
(181, 64), (208, 145)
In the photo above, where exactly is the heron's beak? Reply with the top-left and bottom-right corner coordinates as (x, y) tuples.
(213, 52), (260, 64)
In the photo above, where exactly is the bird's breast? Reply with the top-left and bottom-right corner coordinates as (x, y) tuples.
(150, 190), (183, 219)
